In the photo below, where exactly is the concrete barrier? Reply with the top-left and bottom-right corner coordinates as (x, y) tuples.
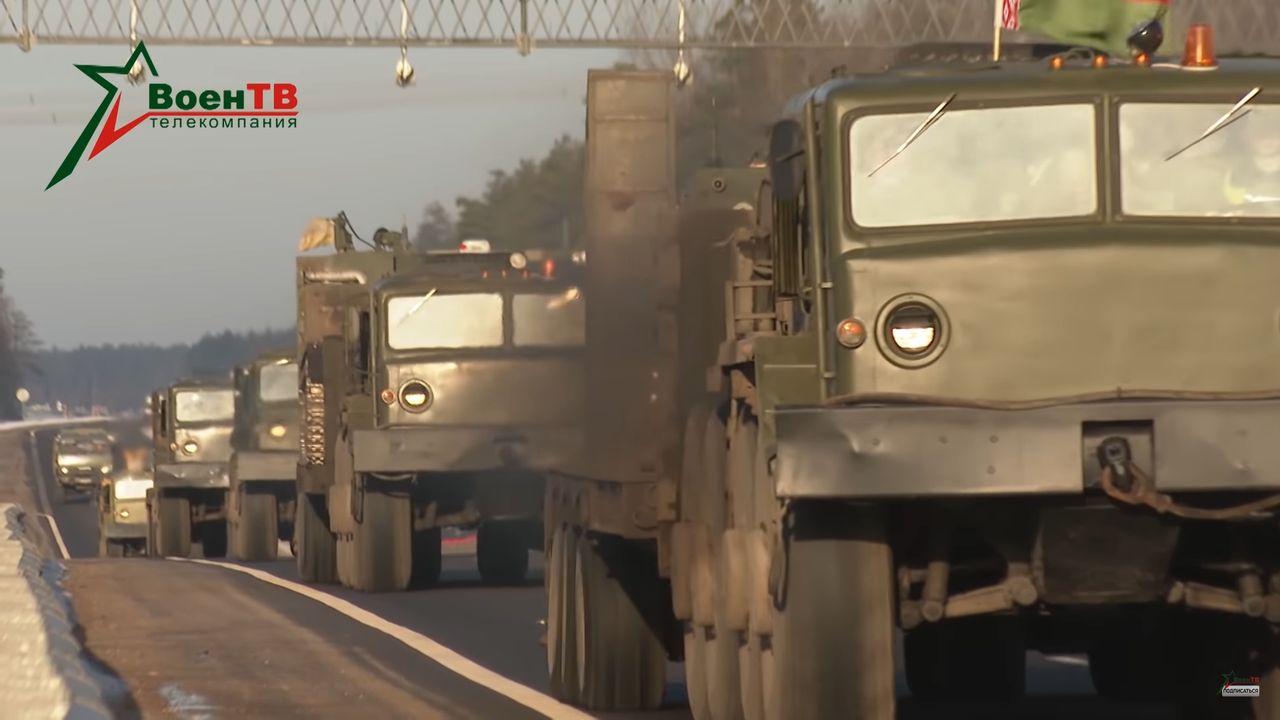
(0, 504), (114, 719)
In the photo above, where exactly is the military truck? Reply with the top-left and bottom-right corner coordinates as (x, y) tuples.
(227, 350), (299, 561)
(548, 33), (1280, 720)
(296, 221), (585, 592)
(51, 428), (117, 501)
(98, 471), (152, 557)
(146, 381), (235, 558)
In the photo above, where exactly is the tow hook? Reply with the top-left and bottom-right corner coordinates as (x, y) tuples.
(1097, 437), (1134, 493)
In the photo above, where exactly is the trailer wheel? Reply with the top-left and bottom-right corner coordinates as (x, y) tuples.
(350, 486), (412, 592)
(201, 520), (228, 559)
(410, 527), (443, 588)
(155, 495), (192, 559)
(546, 525), (579, 702)
(296, 492), (337, 584)
(233, 490), (279, 562)
(477, 522), (531, 585)
(904, 616), (1026, 700)
(571, 532), (666, 711)
(770, 501), (896, 720)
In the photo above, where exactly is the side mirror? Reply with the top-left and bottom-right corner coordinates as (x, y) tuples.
(769, 120), (806, 203)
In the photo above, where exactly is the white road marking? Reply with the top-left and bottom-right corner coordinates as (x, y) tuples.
(39, 514), (70, 560)
(172, 557), (597, 720)
(1042, 655), (1091, 668)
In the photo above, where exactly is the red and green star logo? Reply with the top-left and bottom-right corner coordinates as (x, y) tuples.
(47, 42), (158, 190)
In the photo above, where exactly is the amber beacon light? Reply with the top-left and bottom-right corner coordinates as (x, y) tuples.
(1182, 24), (1218, 70)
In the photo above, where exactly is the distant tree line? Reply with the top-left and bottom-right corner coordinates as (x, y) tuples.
(28, 328), (294, 413)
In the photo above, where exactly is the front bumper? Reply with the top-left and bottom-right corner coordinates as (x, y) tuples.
(352, 426), (583, 474)
(101, 518), (147, 540)
(231, 451), (296, 482)
(154, 462), (229, 490)
(775, 397), (1280, 498)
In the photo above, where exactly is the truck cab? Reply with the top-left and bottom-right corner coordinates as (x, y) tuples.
(147, 380), (235, 559)
(98, 471), (152, 557)
(227, 350), (299, 561)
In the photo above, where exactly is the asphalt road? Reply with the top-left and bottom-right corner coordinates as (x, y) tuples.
(24, 423), (1182, 720)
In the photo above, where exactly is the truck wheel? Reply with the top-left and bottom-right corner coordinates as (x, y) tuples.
(729, 420), (764, 720)
(155, 495), (193, 559)
(477, 522), (530, 585)
(546, 525), (579, 702)
(904, 616), (1026, 700)
(233, 491), (279, 562)
(296, 493), (337, 584)
(201, 521), (228, 558)
(572, 532), (666, 711)
(770, 501), (896, 720)
(350, 488), (412, 592)
(411, 528), (443, 588)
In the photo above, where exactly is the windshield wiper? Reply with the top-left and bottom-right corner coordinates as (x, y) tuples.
(1165, 87), (1261, 162)
(868, 93), (956, 178)
(394, 287), (438, 327)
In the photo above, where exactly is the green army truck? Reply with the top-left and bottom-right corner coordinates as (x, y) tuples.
(227, 350), (299, 561)
(296, 220), (586, 592)
(98, 471), (152, 557)
(147, 381), (235, 558)
(547, 35), (1280, 720)
(52, 428), (117, 501)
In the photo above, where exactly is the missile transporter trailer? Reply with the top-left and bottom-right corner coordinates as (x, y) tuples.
(227, 349), (300, 561)
(548, 47), (1280, 720)
(146, 381), (235, 558)
(295, 222), (585, 592)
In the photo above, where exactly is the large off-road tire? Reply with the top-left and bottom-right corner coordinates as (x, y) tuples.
(350, 487), (412, 593)
(769, 501), (896, 720)
(904, 615), (1027, 701)
(201, 521), (228, 559)
(411, 528), (443, 588)
(477, 522), (530, 585)
(296, 492), (337, 584)
(687, 406), (742, 720)
(571, 532), (667, 711)
(546, 525), (579, 702)
(1168, 617), (1280, 720)
(729, 419), (764, 720)
(155, 495), (192, 559)
(232, 490), (279, 562)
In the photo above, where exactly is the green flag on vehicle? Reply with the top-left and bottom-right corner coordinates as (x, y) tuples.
(1010, 0), (1171, 57)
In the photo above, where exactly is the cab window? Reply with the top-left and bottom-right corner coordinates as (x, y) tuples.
(385, 293), (504, 350)
(512, 288), (585, 347)
(258, 363), (298, 402)
(849, 103), (1098, 228)
(174, 389), (235, 423)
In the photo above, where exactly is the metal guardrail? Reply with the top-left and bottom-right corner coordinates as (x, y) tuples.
(0, 504), (114, 719)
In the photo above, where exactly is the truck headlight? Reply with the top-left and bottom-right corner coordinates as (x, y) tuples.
(100, 465), (112, 473)
(182, 441), (199, 455)
(269, 425), (287, 438)
(119, 509), (130, 518)
(885, 303), (939, 355)
(58, 466), (68, 475)
(399, 380), (432, 412)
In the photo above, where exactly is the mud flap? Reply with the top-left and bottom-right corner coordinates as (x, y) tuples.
(1034, 505), (1180, 604)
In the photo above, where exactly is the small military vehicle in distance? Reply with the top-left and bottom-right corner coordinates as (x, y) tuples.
(227, 350), (299, 561)
(548, 33), (1280, 720)
(98, 471), (153, 557)
(147, 380), (235, 558)
(296, 222), (585, 592)
(51, 428), (117, 501)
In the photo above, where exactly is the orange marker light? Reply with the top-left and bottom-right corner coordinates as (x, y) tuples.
(836, 318), (868, 349)
(380, 389), (396, 404)
(1048, 56), (1065, 71)
(1092, 54), (1108, 69)
(1134, 52), (1151, 67)
(544, 258), (555, 278)
(1182, 24), (1218, 69)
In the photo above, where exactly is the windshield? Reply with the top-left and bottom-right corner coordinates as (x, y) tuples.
(258, 362), (298, 402)
(174, 389), (235, 423)
(1120, 102), (1280, 217)
(513, 288), (585, 347)
(113, 477), (153, 500)
(850, 104), (1098, 227)
(386, 293), (504, 350)
(58, 434), (109, 451)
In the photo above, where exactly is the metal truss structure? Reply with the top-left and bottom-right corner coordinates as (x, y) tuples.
(3, 0), (1279, 54)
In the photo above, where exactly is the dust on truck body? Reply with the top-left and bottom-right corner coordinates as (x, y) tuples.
(294, 223), (585, 592)
(548, 38), (1280, 720)
(227, 349), (300, 561)
(147, 380), (235, 559)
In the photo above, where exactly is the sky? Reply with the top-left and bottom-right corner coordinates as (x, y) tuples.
(0, 44), (619, 349)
